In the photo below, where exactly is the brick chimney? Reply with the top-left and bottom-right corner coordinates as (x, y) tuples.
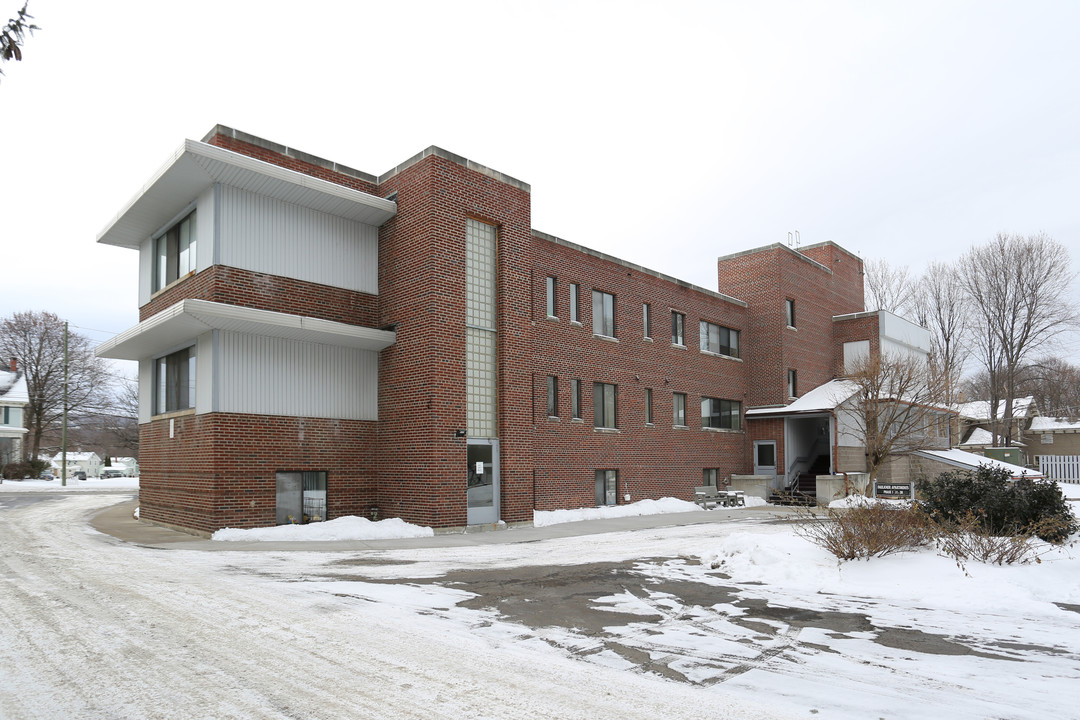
(8, 358), (15, 373)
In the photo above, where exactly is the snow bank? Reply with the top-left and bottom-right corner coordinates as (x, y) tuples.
(212, 515), (434, 542)
(533, 495), (765, 527)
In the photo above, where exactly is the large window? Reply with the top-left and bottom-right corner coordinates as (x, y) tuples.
(570, 283), (580, 323)
(593, 382), (617, 428)
(154, 211), (197, 292)
(276, 471), (327, 525)
(154, 346), (195, 415)
(546, 277), (557, 318)
(595, 469), (618, 506)
(547, 375), (559, 417)
(673, 392), (686, 426)
(702, 397), (742, 430)
(592, 290), (615, 338)
(700, 320), (740, 358)
(672, 311), (685, 346)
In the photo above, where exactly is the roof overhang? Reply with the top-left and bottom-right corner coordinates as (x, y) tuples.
(96, 299), (396, 360)
(97, 140), (397, 249)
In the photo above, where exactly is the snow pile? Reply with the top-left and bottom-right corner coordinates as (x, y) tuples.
(0, 476), (139, 492)
(212, 515), (434, 542)
(533, 495), (765, 527)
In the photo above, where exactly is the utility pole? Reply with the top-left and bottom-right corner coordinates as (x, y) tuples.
(61, 321), (68, 487)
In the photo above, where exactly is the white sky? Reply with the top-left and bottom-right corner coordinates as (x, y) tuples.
(2, 0), (1078, 364)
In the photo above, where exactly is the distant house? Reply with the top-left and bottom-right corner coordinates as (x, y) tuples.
(1030, 416), (1080, 457)
(0, 359), (29, 467)
(53, 451), (103, 478)
(911, 447), (1044, 480)
(955, 396), (1038, 461)
(109, 457), (140, 477)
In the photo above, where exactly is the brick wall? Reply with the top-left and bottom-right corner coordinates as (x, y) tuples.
(141, 265), (379, 326)
(531, 235), (751, 507)
(139, 413), (377, 535)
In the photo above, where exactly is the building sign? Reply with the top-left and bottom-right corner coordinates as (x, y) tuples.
(874, 482), (914, 499)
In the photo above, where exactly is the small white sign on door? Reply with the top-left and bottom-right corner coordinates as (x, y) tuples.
(476, 461), (485, 474)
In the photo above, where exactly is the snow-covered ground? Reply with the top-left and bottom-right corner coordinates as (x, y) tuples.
(0, 475), (139, 492)
(1, 488), (1078, 719)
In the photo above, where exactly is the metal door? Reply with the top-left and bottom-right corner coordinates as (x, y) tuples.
(466, 439), (500, 525)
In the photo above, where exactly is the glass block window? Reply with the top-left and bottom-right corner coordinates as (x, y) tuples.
(466, 219), (498, 437)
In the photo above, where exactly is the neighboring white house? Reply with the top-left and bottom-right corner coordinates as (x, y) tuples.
(52, 451), (104, 478)
(0, 363), (29, 467)
(109, 457), (140, 477)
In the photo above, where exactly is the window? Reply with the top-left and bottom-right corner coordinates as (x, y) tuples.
(702, 397), (742, 430)
(545, 277), (557, 318)
(703, 469), (719, 487)
(153, 211), (197, 292)
(276, 471), (327, 525)
(593, 382), (617, 428)
(546, 375), (559, 417)
(571, 378), (582, 419)
(154, 346), (195, 414)
(643, 303), (652, 339)
(595, 469), (618, 506)
(671, 311), (685, 345)
(570, 283), (580, 323)
(700, 320), (740, 358)
(644, 388), (653, 424)
(2, 407), (7, 424)
(673, 392), (686, 426)
(592, 290), (615, 337)
(788, 369), (798, 398)
(785, 299), (796, 328)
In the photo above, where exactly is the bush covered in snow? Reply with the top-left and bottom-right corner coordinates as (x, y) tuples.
(791, 503), (937, 560)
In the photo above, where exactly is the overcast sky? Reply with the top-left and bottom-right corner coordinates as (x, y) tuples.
(2, 0), (1078, 371)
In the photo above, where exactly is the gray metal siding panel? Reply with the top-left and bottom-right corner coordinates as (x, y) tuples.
(217, 185), (378, 294)
(217, 332), (378, 420)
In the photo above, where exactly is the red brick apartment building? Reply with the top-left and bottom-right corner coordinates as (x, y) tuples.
(97, 126), (918, 535)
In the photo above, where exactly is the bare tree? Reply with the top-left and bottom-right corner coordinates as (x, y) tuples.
(843, 351), (947, 485)
(1018, 358), (1080, 420)
(863, 258), (917, 319)
(0, 311), (111, 461)
(913, 261), (968, 406)
(1, 2), (37, 80)
(960, 233), (1078, 446)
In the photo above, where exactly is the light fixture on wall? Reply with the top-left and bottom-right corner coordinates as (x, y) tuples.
(454, 429), (466, 438)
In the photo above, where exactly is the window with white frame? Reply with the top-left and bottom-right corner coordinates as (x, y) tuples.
(546, 277), (557, 318)
(592, 290), (615, 338)
(593, 382), (617, 428)
(671, 311), (685, 346)
(700, 320), (739, 357)
(702, 397), (741, 430)
(673, 392), (687, 426)
(154, 211), (197, 292)
(154, 346), (196, 415)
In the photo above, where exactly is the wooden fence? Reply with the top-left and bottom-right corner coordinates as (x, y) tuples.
(1035, 455), (1080, 483)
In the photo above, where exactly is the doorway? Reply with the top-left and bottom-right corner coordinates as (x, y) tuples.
(753, 441), (777, 481)
(466, 439), (500, 524)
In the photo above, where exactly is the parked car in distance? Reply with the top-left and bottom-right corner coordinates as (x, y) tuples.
(100, 468), (125, 479)
(39, 472), (55, 481)
(74, 471), (87, 481)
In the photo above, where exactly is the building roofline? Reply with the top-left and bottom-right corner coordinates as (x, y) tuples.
(204, 125), (531, 194)
(533, 230), (748, 308)
(716, 242), (832, 275)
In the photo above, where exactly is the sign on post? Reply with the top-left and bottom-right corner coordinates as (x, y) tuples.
(873, 482), (914, 499)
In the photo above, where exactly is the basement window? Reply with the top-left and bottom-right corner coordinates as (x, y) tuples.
(276, 471), (328, 525)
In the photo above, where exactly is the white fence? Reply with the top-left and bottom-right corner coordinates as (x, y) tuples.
(1036, 455), (1080, 483)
